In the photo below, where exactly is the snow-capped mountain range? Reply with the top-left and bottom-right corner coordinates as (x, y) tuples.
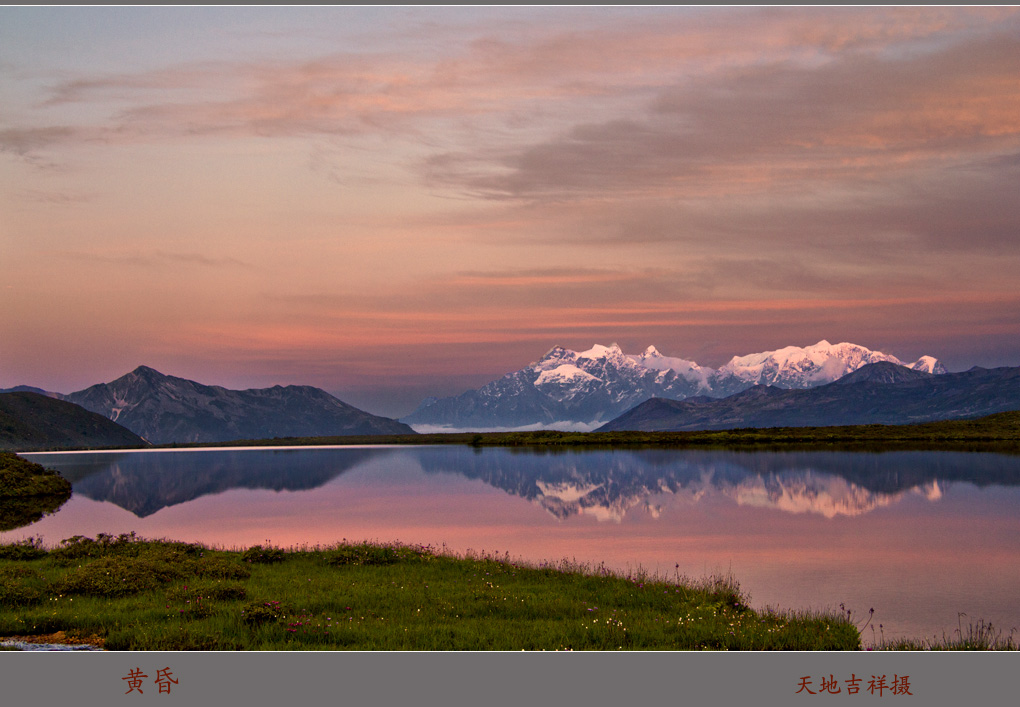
(402, 340), (946, 431)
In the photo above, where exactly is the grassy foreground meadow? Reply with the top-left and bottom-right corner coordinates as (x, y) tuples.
(0, 533), (862, 651)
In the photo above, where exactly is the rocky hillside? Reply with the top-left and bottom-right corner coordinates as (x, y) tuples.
(0, 391), (148, 451)
(66, 366), (414, 444)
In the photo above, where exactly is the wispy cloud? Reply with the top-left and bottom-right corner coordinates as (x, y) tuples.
(59, 249), (252, 270)
(4, 7), (1019, 406)
(15, 189), (95, 205)
(424, 28), (1020, 199)
(8, 7), (1017, 193)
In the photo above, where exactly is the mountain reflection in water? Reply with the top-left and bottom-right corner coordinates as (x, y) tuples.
(41, 447), (1020, 521)
(7, 446), (1019, 643)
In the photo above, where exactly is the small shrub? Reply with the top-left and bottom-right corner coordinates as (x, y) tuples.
(204, 584), (247, 601)
(50, 533), (131, 561)
(241, 545), (286, 564)
(240, 600), (287, 626)
(698, 574), (748, 612)
(136, 539), (204, 557)
(0, 566), (46, 606)
(193, 556), (252, 580)
(56, 555), (184, 597)
(167, 581), (246, 603)
(324, 542), (432, 567)
(325, 544), (400, 567)
(50, 534), (204, 566)
(0, 453), (71, 499)
(0, 536), (46, 561)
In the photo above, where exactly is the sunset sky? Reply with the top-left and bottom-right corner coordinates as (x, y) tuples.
(2, 6), (1019, 417)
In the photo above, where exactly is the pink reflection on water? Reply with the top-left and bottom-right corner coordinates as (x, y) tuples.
(4, 447), (1019, 643)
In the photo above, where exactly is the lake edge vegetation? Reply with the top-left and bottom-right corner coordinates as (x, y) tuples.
(3, 410), (1019, 454)
(0, 452), (73, 532)
(155, 410), (1020, 453)
(0, 451), (72, 498)
(2, 534), (1015, 651)
(0, 533), (868, 651)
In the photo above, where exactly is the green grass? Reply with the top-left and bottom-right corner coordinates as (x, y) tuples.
(0, 452), (72, 532)
(0, 452), (72, 499)
(0, 533), (861, 651)
(868, 617), (1018, 651)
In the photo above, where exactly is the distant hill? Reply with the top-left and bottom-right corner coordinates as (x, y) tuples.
(598, 363), (1020, 432)
(65, 366), (415, 444)
(0, 385), (63, 398)
(0, 391), (148, 451)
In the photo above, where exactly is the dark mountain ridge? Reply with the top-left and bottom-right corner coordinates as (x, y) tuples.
(0, 391), (148, 451)
(598, 363), (1020, 432)
(64, 366), (414, 444)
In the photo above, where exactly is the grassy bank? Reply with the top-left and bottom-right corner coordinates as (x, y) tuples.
(0, 452), (73, 532)
(869, 618), (1017, 651)
(159, 410), (1020, 452)
(0, 533), (861, 651)
(0, 452), (72, 498)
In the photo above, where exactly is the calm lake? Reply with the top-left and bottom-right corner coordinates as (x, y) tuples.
(4, 446), (1019, 644)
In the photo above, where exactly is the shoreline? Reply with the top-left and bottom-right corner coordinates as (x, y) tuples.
(2, 535), (1015, 651)
(6, 410), (1019, 455)
(1, 632), (105, 651)
(0, 535), (862, 651)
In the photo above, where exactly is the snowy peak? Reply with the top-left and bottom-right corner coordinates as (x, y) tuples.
(716, 340), (942, 389)
(404, 340), (946, 431)
(534, 364), (599, 388)
(534, 346), (579, 371)
(578, 343), (627, 362)
(629, 346), (709, 386)
(721, 340), (864, 375)
(909, 356), (947, 375)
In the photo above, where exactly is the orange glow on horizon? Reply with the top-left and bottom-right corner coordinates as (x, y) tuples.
(2, 6), (1019, 406)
